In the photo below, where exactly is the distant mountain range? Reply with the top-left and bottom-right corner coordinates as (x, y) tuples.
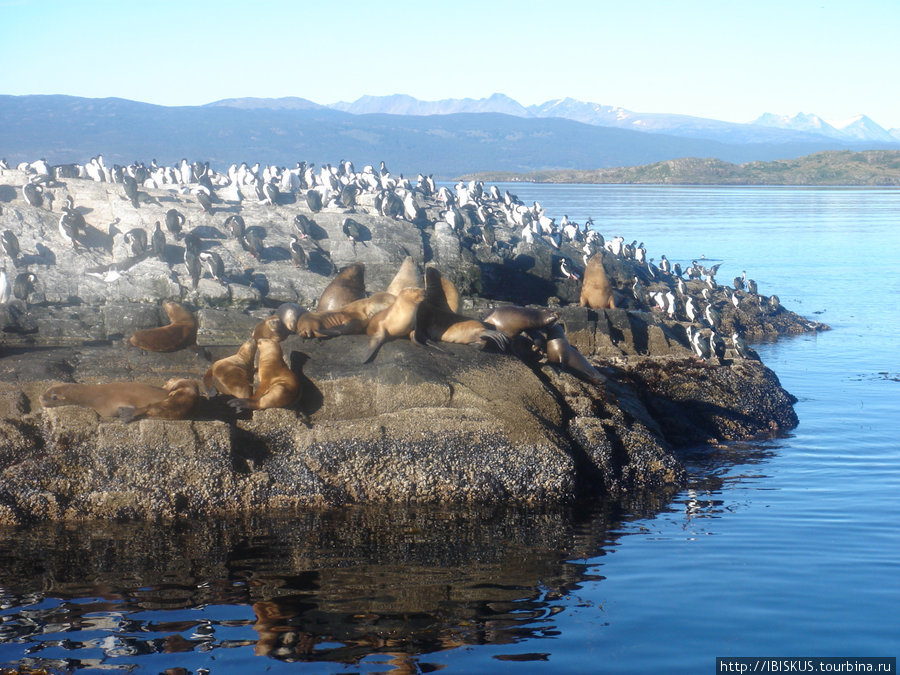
(317, 93), (900, 145)
(1, 94), (897, 178)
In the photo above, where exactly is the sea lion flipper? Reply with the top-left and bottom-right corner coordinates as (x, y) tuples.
(481, 329), (510, 352)
(228, 397), (254, 412)
(363, 332), (386, 364)
(424, 339), (451, 355)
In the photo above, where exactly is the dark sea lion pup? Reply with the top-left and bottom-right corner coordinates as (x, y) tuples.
(40, 381), (170, 417)
(316, 262), (366, 312)
(128, 300), (198, 352)
(119, 378), (202, 422)
(229, 338), (301, 411)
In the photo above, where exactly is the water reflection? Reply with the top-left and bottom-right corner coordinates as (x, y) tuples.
(0, 503), (628, 672)
(0, 442), (780, 673)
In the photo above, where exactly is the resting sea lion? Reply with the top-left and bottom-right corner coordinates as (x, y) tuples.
(384, 256), (421, 297)
(229, 338), (301, 411)
(414, 267), (507, 351)
(119, 378), (202, 422)
(544, 324), (606, 386)
(483, 305), (559, 338)
(40, 381), (170, 417)
(316, 262), (365, 311)
(363, 287), (426, 362)
(294, 292), (395, 338)
(252, 315), (289, 342)
(128, 300), (198, 352)
(203, 338), (257, 398)
(579, 253), (616, 309)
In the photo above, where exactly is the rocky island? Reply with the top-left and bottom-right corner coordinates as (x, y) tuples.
(0, 158), (824, 524)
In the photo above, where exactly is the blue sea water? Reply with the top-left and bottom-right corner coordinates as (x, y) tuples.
(1, 185), (898, 673)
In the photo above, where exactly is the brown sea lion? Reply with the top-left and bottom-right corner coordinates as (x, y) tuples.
(414, 267), (507, 351)
(363, 287), (426, 362)
(128, 300), (198, 352)
(229, 338), (301, 411)
(252, 315), (289, 342)
(316, 262), (366, 311)
(483, 305), (559, 338)
(40, 381), (169, 417)
(295, 292), (395, 338)
(384, 256), (420, 297)
(119, 378), (202, 422)
(579, 253), (616, 309)
(294, 310), (366, 338)
(203, 338), (257, 398)
(544, 324), (606, 386)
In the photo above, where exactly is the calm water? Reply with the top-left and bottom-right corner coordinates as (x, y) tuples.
(1, 185), (898, 673)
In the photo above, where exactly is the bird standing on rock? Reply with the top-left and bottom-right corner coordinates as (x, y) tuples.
(165, 209), (185, 238)
(1, 230), (21, 264)
(289, 234), (308, 269)
(123, 175), (140, 207)
(151, 221), (167, 260)
(241, 231), (264, 261)
(224, 214), (245, 239)
(22, 181), (43, 208)
(199, 250), (226, 281)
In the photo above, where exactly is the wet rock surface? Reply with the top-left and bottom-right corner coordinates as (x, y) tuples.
(0, 169), (817, 522)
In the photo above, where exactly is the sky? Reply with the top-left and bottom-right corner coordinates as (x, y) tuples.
(1, 0), (897, 129)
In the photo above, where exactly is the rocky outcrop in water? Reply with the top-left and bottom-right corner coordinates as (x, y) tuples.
(0, 163), (816, 523)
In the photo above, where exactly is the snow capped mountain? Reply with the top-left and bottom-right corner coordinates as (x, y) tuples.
(212, 94), (898, 146)
(330, 93), (531, 117)
(753, 112), (896, 143)
(829, 115), (897, 143)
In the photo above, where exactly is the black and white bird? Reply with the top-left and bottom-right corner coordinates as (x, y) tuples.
(342, 217), (364, 245)
(195, 188), (214, 214)
(747, 278), (758, 295)
(165, 209), (185, 239)
(732, 332), (753, 360)
(632, 277), (648, 308)
(688, 326), (711, 360)
(12, 271), (37, 300)
(292, 213), (312, 239)
(704, 303), (721, 329)
(560, 258), (581, 281)
(183, 230), (202, 258)
(0, 267), (9, 304)
(123, 228), (148, 258)
(224, 214), (246, 239)
(768, 294), (781, 311)
(305, 189), (323, 213)
(22, 181), (43, 208)
(240, 230), (264, 261)
(289, 234), (308, 269)
(151, 221), (167, 260)
(199, 250), (225, 281)
(709, 329), (726, 361)
(184, 251), (201, 289)
(123, 175), (140, 207)
(1, 230), (21, 263)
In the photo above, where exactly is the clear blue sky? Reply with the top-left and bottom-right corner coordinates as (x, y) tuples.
(2, 0), (897, 128)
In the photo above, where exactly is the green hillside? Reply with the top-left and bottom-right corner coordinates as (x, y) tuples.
(461, 151), (900, 185)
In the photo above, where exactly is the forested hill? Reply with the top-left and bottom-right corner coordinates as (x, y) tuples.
(460, 151), (900, 185)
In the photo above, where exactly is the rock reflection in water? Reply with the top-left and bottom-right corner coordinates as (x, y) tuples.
(0, 499), (673, 671)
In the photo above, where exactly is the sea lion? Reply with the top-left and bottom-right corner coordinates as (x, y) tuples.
(40, 381), (169, 417)
(483, 305), (559, 338)
(276, 302), (306, 332)
(252, 315), (289, 342)
(119, 378), (202, 422)
(384, 256), (421, 297)
(544, 323), (606, 386)
(203, 338), (257, 398)
(128, 300), (198, 352)
(579, 253), (616, 309)
(294, 292), (395, 338)
(363, 287), (426, 363)
(316, 262), (366, 311)
(414, 267), (508, 351)
(229, 338), (301, 411)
